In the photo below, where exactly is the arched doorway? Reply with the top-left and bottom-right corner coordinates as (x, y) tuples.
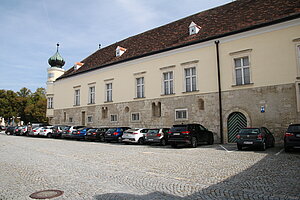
(227, 112), (247, 143)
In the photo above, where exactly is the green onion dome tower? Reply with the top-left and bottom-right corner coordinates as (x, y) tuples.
(47, 43), (65, 83)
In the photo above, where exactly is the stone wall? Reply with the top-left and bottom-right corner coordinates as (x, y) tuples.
(52, 83), (299, 144)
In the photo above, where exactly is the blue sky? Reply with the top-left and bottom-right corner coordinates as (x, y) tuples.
(0, 0), (231, 92)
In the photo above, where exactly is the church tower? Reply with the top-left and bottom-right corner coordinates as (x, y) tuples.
(46, 43), (65, 124)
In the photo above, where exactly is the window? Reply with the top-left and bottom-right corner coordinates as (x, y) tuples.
(297, 44), (300, 77)
(87, 116), (93, 123)
(63, 112), (66, 122)
(74, 89), (80, 106)
(47, 97), (53, 109)
(48, 73), (54, 78)
(296, 82), (300, 112)
(110, 114), (118, 122)
(136, 77), (144, 98)
(88, 86), (95, 104)
(234, 57), (250, 85)
(106, 83), (112, 102)
(163, 71), (174, 95)
(185, 67), (197, 92)
(132, 113), (140, 121)
(69, 117), (73, 123)
(175, 109), (188, 120)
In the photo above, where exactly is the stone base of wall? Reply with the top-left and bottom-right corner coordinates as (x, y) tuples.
(52, 83), (299, 144)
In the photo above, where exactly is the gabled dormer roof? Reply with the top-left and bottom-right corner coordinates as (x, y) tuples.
(58, 0), (300, 80)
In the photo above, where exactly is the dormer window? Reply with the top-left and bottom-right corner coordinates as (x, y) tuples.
(74, 62), (84, 70)
(116, 46), (127, 57)
(189, 21), (201, 35)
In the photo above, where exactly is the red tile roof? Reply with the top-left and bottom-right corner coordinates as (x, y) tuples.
(58, 0), (300, 80)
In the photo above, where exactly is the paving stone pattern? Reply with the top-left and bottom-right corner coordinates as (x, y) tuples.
(0, 132), (299, 200)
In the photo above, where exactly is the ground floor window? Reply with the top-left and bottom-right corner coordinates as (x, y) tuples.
(87, 116), (93, 123)
(175, 109), (188, 120)
(131, 113), (140, 121)
(110, 114), (118, 122)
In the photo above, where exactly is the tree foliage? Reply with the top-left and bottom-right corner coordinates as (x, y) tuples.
(0, 87), (48, 124)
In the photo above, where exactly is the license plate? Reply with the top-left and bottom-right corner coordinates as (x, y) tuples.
(107, 134), (111, 136)
(148, 139), (153, 141)
(244, 141), (253, 144)
(174, 133), (180, 135)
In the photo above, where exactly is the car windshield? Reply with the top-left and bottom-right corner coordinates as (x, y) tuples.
(287, 125), (300, 133)
(64, 126), (71, 130)
(88, 129), (97, 132)
(239, 128), (260, 135)
(148, 129), (159, 134)
(170, 126), (187, 132)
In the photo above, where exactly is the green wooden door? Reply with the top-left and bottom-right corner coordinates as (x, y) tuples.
(227, 112), (247, 143)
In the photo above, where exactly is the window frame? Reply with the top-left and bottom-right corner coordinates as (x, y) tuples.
(87, 116), (93, 123)
(162, 71), (174, 95)
(175, 109), (188, 121)
(110, 114), (118, 122)
(74, 89), (80, 106)
(136, 77), (145, 98)
(88, 86), (95, 104)
(131, 112), (140, 122)
(105, 83), (113, 102)
(47, 97), (53, 109)
(233, 56), (251, 86)
(184, 67), (197, 92)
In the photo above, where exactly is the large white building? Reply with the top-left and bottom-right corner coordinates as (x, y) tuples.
(46, 0), (300, 143)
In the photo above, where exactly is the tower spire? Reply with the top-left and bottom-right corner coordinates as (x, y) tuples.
(56, 43), (59, 52)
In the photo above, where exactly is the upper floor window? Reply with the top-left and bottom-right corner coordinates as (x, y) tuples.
(88, 86), (95, 104)
(47, 97), (53, 109)
(185, 67), (197, 92)
(106, 83), (112, 102)
(74, 89), (80, 106)
(136, 77), (144, 98)
(234, 56), (250, 85)
(297, 44), (300, 78)
(163, 71), (174, 95)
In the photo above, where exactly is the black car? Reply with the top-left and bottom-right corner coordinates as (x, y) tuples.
(104, 127), (131, 143)
(85, 127), (110, 142)
(284, 124), (300, 152)
(0, 125), (6, 131)
(168, 124), (214, 148)
(236, 127), (275, 151)
(5, 126), (16, 135)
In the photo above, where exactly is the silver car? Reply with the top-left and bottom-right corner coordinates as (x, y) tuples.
(122, 128), (149, 144)
(145, 128), (170, 146)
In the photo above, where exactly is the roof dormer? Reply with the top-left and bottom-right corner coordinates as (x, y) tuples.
(189, 21), (201, 35)
(74, 62), (84, 71)
(116, 46), (127, 57)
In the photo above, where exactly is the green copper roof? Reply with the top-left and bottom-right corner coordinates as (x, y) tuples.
(48, 43), (65, 68)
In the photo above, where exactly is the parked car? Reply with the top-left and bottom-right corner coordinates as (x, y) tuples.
(104, 127), (131, 143)
(61, 126), (85, 139)
(28, 127), (44, 137)
(168, 124), (214, 148)
(5, 126), (15, 135)
(52, 125), (68, 138)
(122, 128), (149, 144)
(236, 127), (275, 151)
(39, 126), (54, 137)
(85, 127), (110, 142)
(145, 128), (170, 146)
(14, 126), (23, 135)
(71, 127), (92, 140)
(284, 124), (300, 152)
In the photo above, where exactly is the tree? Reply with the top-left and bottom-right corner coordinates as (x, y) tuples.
(17, 87), (31, 97)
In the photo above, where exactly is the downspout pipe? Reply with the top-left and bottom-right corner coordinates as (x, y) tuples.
(215, 40), (224, 144)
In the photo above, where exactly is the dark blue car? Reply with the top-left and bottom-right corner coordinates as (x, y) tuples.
(104, 127), (131, 143)
(71, 127), (92, 140)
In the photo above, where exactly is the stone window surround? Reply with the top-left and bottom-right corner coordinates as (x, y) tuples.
(110, 114), (118, 122)
(131, 112), (140, 122)
(175, 108), (188, 121)
(229, 49), (253, 87)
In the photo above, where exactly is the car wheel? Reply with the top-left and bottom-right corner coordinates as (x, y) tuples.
(191, 137), (197, 148)
(171, 143), (177, 148)
(261, 142), (266, 151)
(47, 133), (52, 138)
(138, 138), (144, 145)
(100, 136), (105, 142)
(237, 144), (243, 150)
(160, 138), (166, 146)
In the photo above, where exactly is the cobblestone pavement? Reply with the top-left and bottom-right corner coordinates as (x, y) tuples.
(0, 131), (299, 200)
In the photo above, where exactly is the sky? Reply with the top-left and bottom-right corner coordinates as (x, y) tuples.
(0, 0), (231, 92)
